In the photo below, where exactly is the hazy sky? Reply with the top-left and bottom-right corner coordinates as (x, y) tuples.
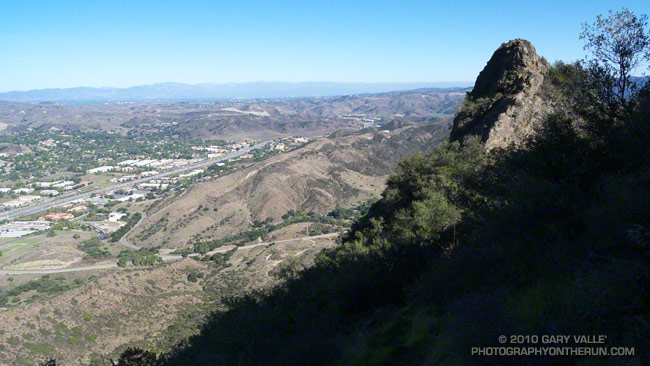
(1, 0), (649, 92)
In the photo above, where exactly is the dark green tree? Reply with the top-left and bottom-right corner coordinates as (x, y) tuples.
(580, 9), (650, 108)
(116, 347), (157, 366)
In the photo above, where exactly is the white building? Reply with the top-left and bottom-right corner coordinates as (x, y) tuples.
(115, 193), (145, 202)
(178, 169), (203, 179)
(139, 183), (169, 190)
(118, 159), (139, 166)
(87, 166), (116, 174)
(40, 190), (60, 196)
(37, 181), (61, 188)
(52, 181), (74, 189)
(139, 170), (158, 177)
(0, 221), (51, 237)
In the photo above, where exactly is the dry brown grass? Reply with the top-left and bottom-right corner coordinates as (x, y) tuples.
(0, 231), (336, 365)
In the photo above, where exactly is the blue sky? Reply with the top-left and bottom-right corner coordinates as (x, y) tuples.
(1, 0), (649, 92)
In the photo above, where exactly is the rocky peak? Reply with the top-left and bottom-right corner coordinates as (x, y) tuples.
(451, 39), (553, 150)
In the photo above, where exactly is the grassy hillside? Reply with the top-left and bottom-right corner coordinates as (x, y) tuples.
(0, 236), (339, 366)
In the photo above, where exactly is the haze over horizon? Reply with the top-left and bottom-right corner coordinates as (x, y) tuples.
(2, 0), (649, 93)
(0, 81), (474, 103)
(0, 81), (473, 94)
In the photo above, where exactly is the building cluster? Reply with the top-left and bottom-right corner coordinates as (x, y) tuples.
(117, 158), (196, 169)
(0, 195), (42, 210)
(87, 158), (200, 175)
(0, 181), (92, 210)
(109, 170), (159, 183)
(192, 141), (254, 155)
(269, 136), (309, 153)
(37, 180), (75, 189)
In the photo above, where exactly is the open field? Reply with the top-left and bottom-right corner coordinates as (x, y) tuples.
(0, 231), (102, 271)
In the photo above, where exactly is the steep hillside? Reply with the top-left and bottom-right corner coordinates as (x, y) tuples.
(0, 236), (338, 366)
(131, 121), (450, 248)
(130, 39), (650, 366)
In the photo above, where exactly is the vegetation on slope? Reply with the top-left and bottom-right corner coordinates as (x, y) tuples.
(61, 9), (650, 366)
(164, 103), (647, 364)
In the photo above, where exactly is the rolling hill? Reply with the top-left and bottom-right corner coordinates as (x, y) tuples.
(130, 120), (451, 248)
(0, 88), (466, 139)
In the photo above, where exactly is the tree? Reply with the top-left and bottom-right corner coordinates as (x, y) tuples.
(580, 9), (650, 108)
(187, 273), (198, 282)
(116, 347), (157, 366)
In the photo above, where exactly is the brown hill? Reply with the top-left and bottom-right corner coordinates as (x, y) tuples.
(0, 89), (465, 139)
(130, 122), (451, 248)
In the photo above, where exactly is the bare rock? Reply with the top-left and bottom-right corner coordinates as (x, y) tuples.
(451, 39), (554, 150)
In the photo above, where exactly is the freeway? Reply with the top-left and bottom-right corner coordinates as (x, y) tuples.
(2, 141), (270, 221)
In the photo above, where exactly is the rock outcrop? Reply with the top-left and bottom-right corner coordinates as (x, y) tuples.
(450, 39), (553, 150)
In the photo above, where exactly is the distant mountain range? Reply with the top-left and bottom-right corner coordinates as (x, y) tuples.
(0, 82), (473, 103)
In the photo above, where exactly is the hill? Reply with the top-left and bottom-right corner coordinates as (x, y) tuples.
(0, 82), (472, 103)
(130, 121), (451, 248)
(0, 89), (465, 139)
(0, 115), (453, 366)
(131, 38), (650, 366)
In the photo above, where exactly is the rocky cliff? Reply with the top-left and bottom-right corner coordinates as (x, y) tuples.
(450, 39), (553, 150)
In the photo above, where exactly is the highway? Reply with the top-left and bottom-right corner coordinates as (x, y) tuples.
(2, 141), (270, 221)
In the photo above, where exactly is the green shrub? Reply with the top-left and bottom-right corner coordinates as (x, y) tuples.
(23, 342), (54, 355)
(83, 312), (93, 322)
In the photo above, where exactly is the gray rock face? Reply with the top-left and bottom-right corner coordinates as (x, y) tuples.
(451, 39), (553, 150)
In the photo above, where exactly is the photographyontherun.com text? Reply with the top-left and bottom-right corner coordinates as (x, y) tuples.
(471, 335), (635, 357)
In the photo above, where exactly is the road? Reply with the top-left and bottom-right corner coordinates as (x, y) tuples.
(158, 232), (340, 261)
(0, 263), (118, 275)
(119, 212), (147, 250)
(0, 232), (340, 275)
(215, 232), (338, 252)
(2, 141), (270, 221)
